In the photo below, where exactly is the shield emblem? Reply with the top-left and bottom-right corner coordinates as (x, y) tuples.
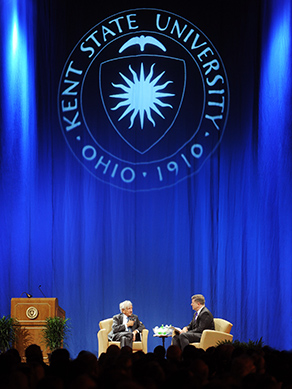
(100, 55), (186, 154)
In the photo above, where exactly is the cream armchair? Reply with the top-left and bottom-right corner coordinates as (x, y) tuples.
(190, 318), (233, 350)
(97, 318), (149, 357)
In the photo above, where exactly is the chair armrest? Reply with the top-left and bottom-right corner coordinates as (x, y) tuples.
(97, 328), (109, 357)
(141, 329), (149, 354)
(199, 330), (233, 351)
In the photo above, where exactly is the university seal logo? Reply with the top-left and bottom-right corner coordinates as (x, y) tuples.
(58, 9), (229, 191)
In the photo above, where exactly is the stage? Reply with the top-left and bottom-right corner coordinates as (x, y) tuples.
(0, 0), (292, 358)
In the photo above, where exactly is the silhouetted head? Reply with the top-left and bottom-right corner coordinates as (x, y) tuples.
(153, 345), (166, 359)
(166, 345), (182, 362)
(25, 344), (43, 364)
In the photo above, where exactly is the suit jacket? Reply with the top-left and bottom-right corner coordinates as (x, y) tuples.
(108, 313), (145, 341)
(187, 306), (214, 337)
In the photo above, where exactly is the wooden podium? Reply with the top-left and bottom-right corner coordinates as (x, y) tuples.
(11, 298), (65, 363)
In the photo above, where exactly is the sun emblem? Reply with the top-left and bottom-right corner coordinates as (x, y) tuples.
(110, 62), (174, 129)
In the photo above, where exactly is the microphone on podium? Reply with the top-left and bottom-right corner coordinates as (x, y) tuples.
(38, 285), (47, 297)
(21, 292), (32, 298)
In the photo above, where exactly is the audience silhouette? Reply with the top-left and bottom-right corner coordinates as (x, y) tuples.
(0, 342), (290, 388)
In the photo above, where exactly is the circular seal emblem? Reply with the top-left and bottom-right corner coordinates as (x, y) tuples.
(26, 306), (38, 320)
(58, 8), (229, 191)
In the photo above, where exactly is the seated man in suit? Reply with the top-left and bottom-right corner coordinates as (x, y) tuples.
(108, 300), (145, 348)
(172, 294), (214, 350)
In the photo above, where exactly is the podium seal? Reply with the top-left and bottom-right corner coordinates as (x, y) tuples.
(26, 306), (38, 320)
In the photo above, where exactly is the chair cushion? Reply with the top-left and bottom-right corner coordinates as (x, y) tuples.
(99, 318), (113, 334)
(214, 318), (233, 334)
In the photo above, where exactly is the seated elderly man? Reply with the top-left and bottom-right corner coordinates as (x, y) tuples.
(108, 300), (145, 348)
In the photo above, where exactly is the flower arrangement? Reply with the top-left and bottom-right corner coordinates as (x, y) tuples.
(153, 325), (173, 336)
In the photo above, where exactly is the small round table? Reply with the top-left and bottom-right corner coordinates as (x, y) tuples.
(153, 334), (172, 348)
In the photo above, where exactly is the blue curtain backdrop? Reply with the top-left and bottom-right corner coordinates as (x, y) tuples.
(1, 0), (292, 357)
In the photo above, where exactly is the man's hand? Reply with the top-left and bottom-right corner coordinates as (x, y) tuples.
(181, 326), (188, 333)
(127, 320), (135, 327)
(132, 330), (138, 341)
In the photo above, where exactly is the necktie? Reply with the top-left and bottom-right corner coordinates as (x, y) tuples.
(127, 317), (132, 332)
(195, 312), (198, 320)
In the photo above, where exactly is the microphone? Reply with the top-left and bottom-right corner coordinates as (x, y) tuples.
(38, 285), (47, 297)
(21, 292), (32, 298)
